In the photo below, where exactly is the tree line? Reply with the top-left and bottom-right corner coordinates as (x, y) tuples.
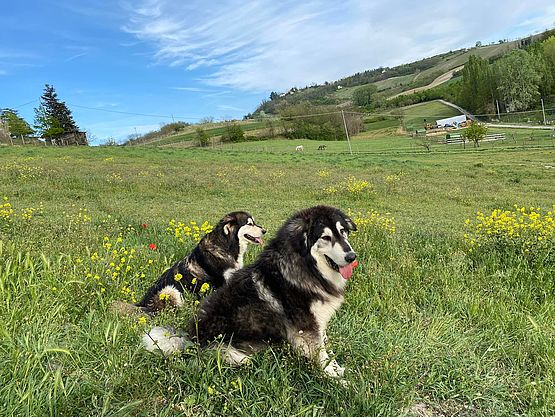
(1, 84), (85, 146)
(358, 35), (555, 117)
(457, 36), (555, 115)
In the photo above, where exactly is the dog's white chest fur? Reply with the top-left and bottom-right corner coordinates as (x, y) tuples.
(310, 296), (343, 333)
(223, 240), (249, 281)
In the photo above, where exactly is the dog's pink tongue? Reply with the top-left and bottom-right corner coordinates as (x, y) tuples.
(255, 237), (264, 246)
(339, 260), (358, 280)
(339, 263), (354, 280)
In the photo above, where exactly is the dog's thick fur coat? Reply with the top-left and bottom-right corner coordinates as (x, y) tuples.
(137, 211), (265, 313)
(144, 206), (357, 379)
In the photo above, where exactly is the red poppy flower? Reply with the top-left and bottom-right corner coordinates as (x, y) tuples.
(148, 243), (157, 250)
(141, 223), (148, 229)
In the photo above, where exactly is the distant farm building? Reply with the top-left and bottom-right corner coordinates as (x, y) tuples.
(436, 115), (467, 128)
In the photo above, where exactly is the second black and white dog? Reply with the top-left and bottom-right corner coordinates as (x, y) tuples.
(137, 211), (266, 313)
(144, 205), (358, 379)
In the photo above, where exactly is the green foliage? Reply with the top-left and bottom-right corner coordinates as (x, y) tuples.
(280, 103), (362, 141)
(220, 123), (245, 143)
(462, 122), (488, 147)
(458, 55), (495, 114)
(34, 113), (64, 140)
(495, 50), (541, 112)
(352, 85), (378, 107)
(385, 80), (461, 109)
(195, 127), (209, 147)
(1, 108), (34, 138)
(536, 36), (555, 95)
(33, 84), (78, 140)
(542, 36), (555, 71)
(159, 122), (190, 136)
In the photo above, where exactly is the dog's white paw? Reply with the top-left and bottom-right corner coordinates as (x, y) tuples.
(324, 359), (345, 378)
(142, 326), (185, 355)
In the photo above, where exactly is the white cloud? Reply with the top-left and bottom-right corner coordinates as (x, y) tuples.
(172, 86), (212, 92)
(217, 104), (245, 112)
(123, 0), (555, 92)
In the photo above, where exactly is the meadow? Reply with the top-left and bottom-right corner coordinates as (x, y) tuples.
(0, 143), (554, 416)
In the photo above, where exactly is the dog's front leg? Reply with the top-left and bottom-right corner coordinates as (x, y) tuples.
(319, 331), (344, 378)
(290, 331), (344, 379)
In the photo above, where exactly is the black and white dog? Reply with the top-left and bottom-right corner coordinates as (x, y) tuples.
(137, 211), (266, 313)
(144, 206), (358, 379)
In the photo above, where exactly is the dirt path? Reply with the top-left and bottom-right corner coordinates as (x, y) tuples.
(389, 65), (464, 99)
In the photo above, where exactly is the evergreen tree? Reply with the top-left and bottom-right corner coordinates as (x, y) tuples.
(34, 84), (79, 141)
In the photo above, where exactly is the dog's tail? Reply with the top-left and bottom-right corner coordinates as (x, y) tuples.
(136, 285), (185, 314)
(142, 326), (187, 356)
(110, 300), (149, 316)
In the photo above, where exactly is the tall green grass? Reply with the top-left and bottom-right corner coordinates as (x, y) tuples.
(0, 146), (553, 416)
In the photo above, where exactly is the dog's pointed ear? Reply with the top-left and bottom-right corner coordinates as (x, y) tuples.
(222, 214), (236, 236)
(288, 217), (310, 257)
(344, 216), (357, 232)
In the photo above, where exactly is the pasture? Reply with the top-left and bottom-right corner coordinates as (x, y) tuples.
(1, 144), (554, 416)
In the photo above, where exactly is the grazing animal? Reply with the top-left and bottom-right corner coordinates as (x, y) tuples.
(143, 206), (358, 380)
(136, 211), (266, 313)
(318, 145), (327, 150)
(295, 145), (304, 151)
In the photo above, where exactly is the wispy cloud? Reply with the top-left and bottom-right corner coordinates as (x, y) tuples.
(217, 104), (245, 112)
(123, 0), (555, 92)
(65, 52), (88, 62)
(172, 86), (212, 92)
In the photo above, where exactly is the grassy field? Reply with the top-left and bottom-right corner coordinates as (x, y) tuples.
(1, 143), (554, 416)
(139, 121), (267, 147)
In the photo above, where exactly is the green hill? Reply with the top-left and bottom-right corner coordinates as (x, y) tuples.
(253, 28), (555, 116)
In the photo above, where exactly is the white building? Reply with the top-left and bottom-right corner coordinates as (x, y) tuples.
(435, 115), (467, 128)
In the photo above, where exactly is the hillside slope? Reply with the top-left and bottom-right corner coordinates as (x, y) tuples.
(253, 30), (554, 115)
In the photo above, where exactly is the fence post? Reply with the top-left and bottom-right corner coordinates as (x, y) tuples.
(341, 110), (353, 155)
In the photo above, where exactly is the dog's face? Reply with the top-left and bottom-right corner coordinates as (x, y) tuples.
(223, 212), (266, 246)
(289, 206), (357, 281)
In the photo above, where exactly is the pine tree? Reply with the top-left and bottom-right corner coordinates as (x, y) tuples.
(34, 84), (79, 142)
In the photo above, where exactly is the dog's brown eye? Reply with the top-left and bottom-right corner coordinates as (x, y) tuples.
(321, 236), (332, 242)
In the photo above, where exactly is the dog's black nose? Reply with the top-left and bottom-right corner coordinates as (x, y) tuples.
(261, 228), (267, 234)
(345, 252), (356, 263)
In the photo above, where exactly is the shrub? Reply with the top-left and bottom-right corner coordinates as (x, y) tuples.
(221, 123), (245, 143)
(464, 205), (555, 259)
(195, 127), (209, 147)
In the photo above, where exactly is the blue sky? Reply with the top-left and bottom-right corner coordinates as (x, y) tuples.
(1, 0), (554, 144)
